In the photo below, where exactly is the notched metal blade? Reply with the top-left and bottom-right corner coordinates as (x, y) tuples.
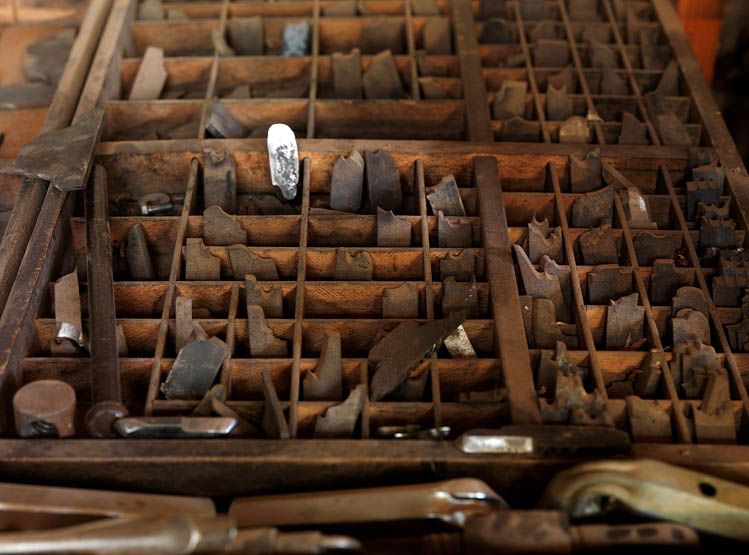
(15, 109), (104, 192)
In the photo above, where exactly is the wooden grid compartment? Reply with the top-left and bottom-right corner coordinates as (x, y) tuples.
(4, 0), (749, 496)
(475, 0), (705, 145)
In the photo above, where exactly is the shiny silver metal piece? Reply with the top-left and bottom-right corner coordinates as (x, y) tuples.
(457, 431), (534, 454)
(267, 123), (299, 200)
(114, 417), (237, 439)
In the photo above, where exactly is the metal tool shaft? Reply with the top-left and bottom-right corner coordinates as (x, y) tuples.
(84, 166), (127, 436)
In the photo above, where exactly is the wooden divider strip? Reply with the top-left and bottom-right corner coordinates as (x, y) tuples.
(452, 0), (492, 141)
(288, 158), (311, 437)
(611, 191), (691, 442)
(660, 165), (749, 430)
(512, 1), (551, 143)
(474, 156), (541, 424)
(554, 0), (606, 144)
(145, 159), (200, 415)
(548, 163), (609, 401)
(600, 0), (661, 145)
(306, 0), (321, 137)
(416, 160), (442, 427)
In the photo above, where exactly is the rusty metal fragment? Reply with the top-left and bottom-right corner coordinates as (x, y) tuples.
(605, 292), (644, 349)
(588, 265), (633, 305)
(570, 149), (602, 193)
(693, 370), (736, 443)
(193, 384), (227, 417)
(546, 85), (573, 121)
(571, 185), (613, 228)
(14, 108), (103, 192)
(633, 349), (664, 397)
(369, 310), (466, 401)
(548, 65), (574, 91)
(589, 39), (617, 68)
(54, 272), (85, 348)
(536, 341), (576, 395)
(183, 239), (221, 280)
(672, 340), (722, 398)
(415, 49), (448, 77)
(657, 60), (680, 96)
(330, 150), (364, 212)
(246, 275), (283, 318)
(442, 277), (478, 317)
(228, 247), (279, 280)
(383, 282), (419, 318)
(672, 286), (708, 318)
(390, 365), (430, 401)
(334, 249), (373, 280)
(685, 179), (720, 220)
(480, 18), (516, 43)
(138, 0), (163, 20)
(621, 187), (657, 229)
(644, 91), (692, 146)
(528, 215), (563, 263)
(501, 116), (541, 141)
(535, 39), (570, 67)
(438, 211), (472, 247)
(314, 385), (365, 438)
(514, 245), (565, 321)
(533, 298), (578, 349)
(520, 295), (534, 346)
(440, 250), (476, 281)
(632, 231), (674, 266)
(492, 80), (527, 120)
(427, 175), (466, 216)
(304, 332), (343, 401)
(559, 116), (591, 144)
(522, 0), (546, 20)
(129, 46), (166, 100)
(539, 371), (610, 426)
(578, 220), (619, 265)
(377, 208), (411, 247)
(672, 308), (710, 345)
(693, 162), (725, 193)
(282, 21), (310, 56)
(365, 150), (402, 211)
(248, 305), (288, 357)
(700, 214), (737, 249)
(262, 368), (290, 439)
(24, 28), (74, 86)
(619, 112), (648, 145)
(176, 296), (202, 352)
(362, 50), (406, 99)
(204, 206), (247, 246)
(228, 17), (264, 55)
(649, 260), (693, 305)
(726, 290), (749, 352)
(203, 148), (236, 213)
(126, 223), (156, 281)
(541, 255), (571, 322)
(161, 337), (228, 400)
(444, 325), (477, 358)
(626, 396), (672, 442)
(601, 67), (628, 96)
(423, 17), (451, 54)
(205, 101), (249, 139)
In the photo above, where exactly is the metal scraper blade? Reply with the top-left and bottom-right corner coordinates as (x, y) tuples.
(267, 123), (299, 200)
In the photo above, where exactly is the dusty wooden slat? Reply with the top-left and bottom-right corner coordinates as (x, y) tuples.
(473, 156), (541, 424)
(451, 0), (492, 141)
